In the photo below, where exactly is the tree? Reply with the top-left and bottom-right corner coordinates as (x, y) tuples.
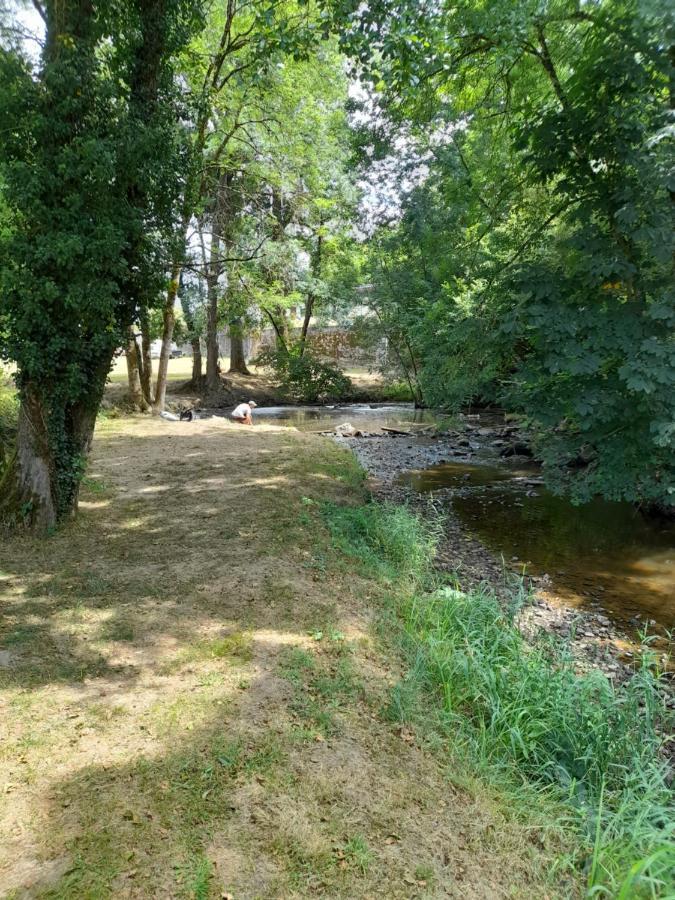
(0, 0), (202, 529)
(341, 0), (675, 509)
(150, 0), (332, 408)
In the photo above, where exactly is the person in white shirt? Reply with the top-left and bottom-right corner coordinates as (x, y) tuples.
(231, 400), (257, 425)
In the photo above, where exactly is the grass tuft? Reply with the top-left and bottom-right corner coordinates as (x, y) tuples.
(343, 834), (373, 874)
(322, 500), (439, 586)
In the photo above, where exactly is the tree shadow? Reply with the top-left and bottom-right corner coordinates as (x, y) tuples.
(0, 423), (352, 690)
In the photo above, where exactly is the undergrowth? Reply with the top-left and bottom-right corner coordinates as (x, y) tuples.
(322, 499), (675, 898)
(0, 375), (18, 475)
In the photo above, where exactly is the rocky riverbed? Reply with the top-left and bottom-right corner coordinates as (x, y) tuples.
(333, 419), (674, 702)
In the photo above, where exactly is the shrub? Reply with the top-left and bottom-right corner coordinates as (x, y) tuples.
(0, 377), (19, 474)
(255, 347), (352, 403)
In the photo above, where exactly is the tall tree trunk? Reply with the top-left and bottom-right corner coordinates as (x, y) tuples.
(152, 265), (180, 414)
(299, 232), (322, 357)
(273, 304), (289, 353)
(0, 355), (112, 531)
(299, 298), (314, 357)
(139, 310), (154, 405)
(263, 307), (288, 353)
(125, 328), (149, 411)
(228, 321), (250, 374)
(152, 205), (191, 413)
(205, 170), (237, 390)
(191, 338), (203, 382)
(205, 230), (222, 390)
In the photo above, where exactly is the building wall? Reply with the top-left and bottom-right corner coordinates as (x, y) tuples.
(180, 326), (385, 366)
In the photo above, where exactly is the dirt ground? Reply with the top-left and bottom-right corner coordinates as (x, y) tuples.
(103, 362), (402, 412)
(0, 416), (569, 899)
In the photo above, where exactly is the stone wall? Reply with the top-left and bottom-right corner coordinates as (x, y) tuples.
(181, 326), (385, 367)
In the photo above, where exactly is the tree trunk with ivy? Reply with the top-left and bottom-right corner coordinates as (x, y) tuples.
(0, 359), (112, 530)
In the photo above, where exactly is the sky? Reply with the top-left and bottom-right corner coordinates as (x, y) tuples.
(2, 1), (44, 57)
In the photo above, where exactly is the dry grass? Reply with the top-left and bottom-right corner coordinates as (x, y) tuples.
(0, 416), (567, 898)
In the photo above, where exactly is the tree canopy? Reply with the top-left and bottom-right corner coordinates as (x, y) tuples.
(0, 0), (673, 525)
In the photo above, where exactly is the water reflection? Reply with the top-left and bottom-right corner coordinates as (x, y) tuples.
(402, 462), (675, 631)
(249, 404), (438, 432)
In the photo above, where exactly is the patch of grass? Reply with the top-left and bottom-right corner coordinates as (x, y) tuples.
(414, 862), (436, 885)
(270, 820), (334, 890)
(278, 644), (363, 739)
(343, 834), (373, 874)
(322, 500), (439, 585)
(314, 453), (367, 491)
(162, 631), (253, 673)
(81, 476), (110, 495)
(1, 624), (45, 646)
(243, 738), (284, 777)
(180, 853), (212, 899)
(99, 618), (135, 642)
(322, 498), (674, 898)
(199, 736), (284, 782)
(313, 656), (361, 701)
(393, 585), (674, 895)
(278, 647), (316, 685)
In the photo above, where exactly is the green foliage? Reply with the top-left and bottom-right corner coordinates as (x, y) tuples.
(323, 495), (674, 896)
(321, 500), (439, 585)
(255, 346), (352, 402)
(343, 0), (675, 509)
(0, 374), (18, 474)
(397, 586), (674, 895)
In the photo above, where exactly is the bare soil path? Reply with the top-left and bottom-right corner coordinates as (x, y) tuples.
(0, 417), (568, 898)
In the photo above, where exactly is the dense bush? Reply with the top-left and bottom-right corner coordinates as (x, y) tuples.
(255, 347), (352, 403)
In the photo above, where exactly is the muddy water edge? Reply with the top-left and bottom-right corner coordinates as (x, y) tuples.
(327, 410), (674, 694)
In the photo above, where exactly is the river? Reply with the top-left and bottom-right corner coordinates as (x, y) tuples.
(251, 404), (675, 633)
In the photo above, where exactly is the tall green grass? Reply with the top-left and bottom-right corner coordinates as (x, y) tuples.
(322, 499), (439, 585)
(322, 500), (675, 898)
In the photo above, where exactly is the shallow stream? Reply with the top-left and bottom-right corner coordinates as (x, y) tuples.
(250, 404), (438, 431)
(401, 461), (675, 632)
(251, 403), (675, 632)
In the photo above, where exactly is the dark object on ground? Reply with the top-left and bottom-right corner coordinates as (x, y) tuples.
(500, 442), (533, 458)
(382, 426), (413, 436)
(180, 408), (195, 421)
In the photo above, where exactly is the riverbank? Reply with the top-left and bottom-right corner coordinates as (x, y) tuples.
(1, 415), (672, 896)
(338, 425), (674, 691)
(0, 415), (578, 899)
(103, 364), (413, 414)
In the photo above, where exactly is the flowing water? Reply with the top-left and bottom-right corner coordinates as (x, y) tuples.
(248, 404), (439, 431)
(232, 403), (675, 632)
(402, 461), (675, 632)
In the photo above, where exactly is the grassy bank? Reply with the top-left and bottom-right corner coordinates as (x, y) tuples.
(1, 412), (670, 897)
(2, 415), (578, 898)
(321, 499), (674, 898)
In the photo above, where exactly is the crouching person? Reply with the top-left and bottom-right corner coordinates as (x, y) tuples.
(231, 400), (257, 425)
